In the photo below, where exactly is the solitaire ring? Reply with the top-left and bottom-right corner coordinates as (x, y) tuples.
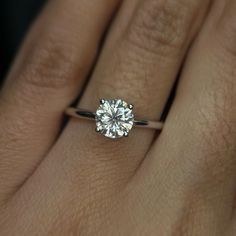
(65, 99), (164, 139)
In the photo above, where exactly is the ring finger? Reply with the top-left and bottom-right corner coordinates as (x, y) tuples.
(61, 0), (211, 173)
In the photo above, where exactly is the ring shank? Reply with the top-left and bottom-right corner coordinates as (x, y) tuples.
(65, 108), (164, 130)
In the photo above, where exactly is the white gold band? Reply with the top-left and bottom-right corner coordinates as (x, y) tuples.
(65, 108), (164, 130)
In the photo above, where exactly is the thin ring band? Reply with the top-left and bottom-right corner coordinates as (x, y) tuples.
(65, 108), (164, 130)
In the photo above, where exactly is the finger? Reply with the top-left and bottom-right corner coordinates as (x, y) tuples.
(128, 0), (236, 233)
(0, 0), (120, 199)
(10, 0), (212, 233)
(60, 0), (211, 179)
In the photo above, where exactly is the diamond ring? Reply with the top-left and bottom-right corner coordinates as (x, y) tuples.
(65, 99), (164, 139)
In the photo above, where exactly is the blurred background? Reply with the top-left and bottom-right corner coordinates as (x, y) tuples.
(0, 0), (46, 84)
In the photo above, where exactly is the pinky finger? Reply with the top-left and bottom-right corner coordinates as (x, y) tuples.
(128, 1), (236, 233)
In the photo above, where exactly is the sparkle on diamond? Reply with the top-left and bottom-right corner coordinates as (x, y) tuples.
(95, 99), (134, 139)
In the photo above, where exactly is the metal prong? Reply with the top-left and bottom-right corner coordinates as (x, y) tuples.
(123, 132), (129, 137)
(100, 99), (105, 105)
(95, 127), (100, 133)
(128, 104), (134, 110)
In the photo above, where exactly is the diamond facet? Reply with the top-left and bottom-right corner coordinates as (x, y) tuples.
(95, 99), (134, 139)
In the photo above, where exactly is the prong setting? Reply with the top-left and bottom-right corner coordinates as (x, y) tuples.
(100, 99), (105, 105)
(128, 104), (134, 110)
(95, 99), (134, 139)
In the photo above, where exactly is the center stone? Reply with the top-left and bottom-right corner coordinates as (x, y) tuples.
(95, 99), (134, 139)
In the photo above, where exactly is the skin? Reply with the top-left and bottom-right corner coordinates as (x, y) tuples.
(0, 0), (236, 235)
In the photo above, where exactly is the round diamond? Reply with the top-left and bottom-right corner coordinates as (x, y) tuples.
(95, 99), (134, 139)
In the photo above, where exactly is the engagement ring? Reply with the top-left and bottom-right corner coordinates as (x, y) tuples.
(66, 99), (164, 139)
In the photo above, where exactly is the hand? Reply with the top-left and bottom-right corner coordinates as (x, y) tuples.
(0, 0), (236, 235)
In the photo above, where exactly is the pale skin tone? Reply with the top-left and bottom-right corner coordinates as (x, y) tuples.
(0, 0), (236, 235)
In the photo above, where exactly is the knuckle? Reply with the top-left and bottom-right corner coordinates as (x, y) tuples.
(19, 35), (79, 92)
(125, 0), (200, 56)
